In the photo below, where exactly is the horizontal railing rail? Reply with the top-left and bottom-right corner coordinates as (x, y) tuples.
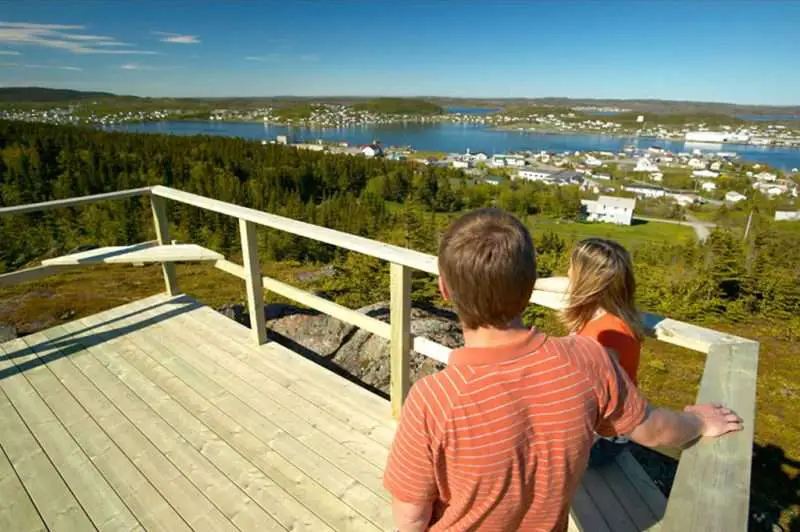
(0, 185), (758, 532)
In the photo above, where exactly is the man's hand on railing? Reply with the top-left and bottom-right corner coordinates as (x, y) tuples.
(684, 403), (744, 438)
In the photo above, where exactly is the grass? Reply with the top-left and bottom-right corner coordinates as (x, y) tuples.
(529, 218), (696, 248)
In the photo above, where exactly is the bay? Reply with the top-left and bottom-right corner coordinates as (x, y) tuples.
(106, 121), (800, 171)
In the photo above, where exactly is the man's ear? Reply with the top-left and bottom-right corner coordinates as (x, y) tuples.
(438, 276), (450, 301)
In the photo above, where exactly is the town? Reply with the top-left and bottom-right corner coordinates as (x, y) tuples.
(277, 134), (799, 224)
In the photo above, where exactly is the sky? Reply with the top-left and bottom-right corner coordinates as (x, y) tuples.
(0, 1), (798, 105)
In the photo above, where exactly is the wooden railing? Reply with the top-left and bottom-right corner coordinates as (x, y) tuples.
(0, 186), (759, 532)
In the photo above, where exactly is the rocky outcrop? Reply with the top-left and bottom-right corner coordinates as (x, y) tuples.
(0, 323), (16, 343)
(217, 301), (463, 393)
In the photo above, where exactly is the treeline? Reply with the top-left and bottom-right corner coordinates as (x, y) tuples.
(0, 120), (798, 339)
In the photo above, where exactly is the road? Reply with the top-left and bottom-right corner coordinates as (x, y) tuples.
(636, 215), (716, 242)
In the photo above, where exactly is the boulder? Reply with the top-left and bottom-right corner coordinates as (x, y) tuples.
(217, 300), (463, 393)
(0, 323), (16, 343)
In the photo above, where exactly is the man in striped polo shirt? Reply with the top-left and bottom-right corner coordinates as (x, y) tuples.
(384, 208), (742, 532)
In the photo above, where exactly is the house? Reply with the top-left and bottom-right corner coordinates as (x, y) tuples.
(634, 157), (660, 173)
(362, 144), (383, 157)
(755, 171), (777, 182)
(725, 191), (747, 203)
(593, 174), (612, 181)
(505, 155), (527, 168)
(585, 155), (603, 167)
(581, 195), (636, 225)
(650, 172), (664, 182)
(451, 160), (469, 169)
(472, 152), (488, 162)
(671, 194), (697, 207)
(692, 169), (719, 179)
(688, 158), (707, 170)
(484, 176), (504, 186)
(551, 170), (584, 186)
(710, 161), (722, 171)
(624, 184), (666, 198)
(701, 182), (717, 192)
(516, 169), (554, 182)
(775, 211), (800, 221)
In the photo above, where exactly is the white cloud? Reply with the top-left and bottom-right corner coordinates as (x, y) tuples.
(153, 32), (200, 44)
(245, 53), (283, 62)
(22, 63), (83, 71)
(0, 50), (20, 55)
(0, 21), (156, 54)
(120, 63), (179, 72)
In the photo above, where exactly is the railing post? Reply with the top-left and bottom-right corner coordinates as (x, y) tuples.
(239, 218), (267, 346)
(390, 262), (411, 419)
(150, 195), (178, 296)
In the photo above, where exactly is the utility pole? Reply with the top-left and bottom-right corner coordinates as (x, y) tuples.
(743, 209), (754, 241)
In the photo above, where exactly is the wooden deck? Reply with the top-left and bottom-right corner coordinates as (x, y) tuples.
(0, 294), (664, 531)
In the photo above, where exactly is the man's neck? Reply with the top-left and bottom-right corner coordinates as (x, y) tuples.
(462, 318), (531, 349)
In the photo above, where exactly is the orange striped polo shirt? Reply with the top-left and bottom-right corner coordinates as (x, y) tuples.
(384, 330), (647, 531)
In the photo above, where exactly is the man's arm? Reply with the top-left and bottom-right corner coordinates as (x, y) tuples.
(392, 499), (433, 532)
(630, 403), (743, 448)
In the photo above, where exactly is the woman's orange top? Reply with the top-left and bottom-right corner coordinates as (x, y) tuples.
(578, 313), (641, 385)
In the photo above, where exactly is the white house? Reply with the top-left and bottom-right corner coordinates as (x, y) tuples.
(755, 171), (777, 182)
(725, 191), (747, 203)
(701, 182), (717, 192)
(650, 172), (664, 182)
(516, 169), (554, 182)
(710, 161), (722, 171)
(670, 194), (697, 207)
(634, 157), (660, 173)
(472, 152), (488, 162)
(505, 156), (527, 168)
(624, 184), (666, 199)
(692, 169), (719, 179)
(585, 155), (603, 167)
(593, 174), (612, 181)
(451, 160), (469, 169)
(775, 211), (800, 221)
(688, 158), (707, 170)
(362, 144), (383, 157)
(581, 195), (636, 225)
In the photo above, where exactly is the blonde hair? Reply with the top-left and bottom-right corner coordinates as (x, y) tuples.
(562, 238), (644, 341)
(439, 208), (536, 329)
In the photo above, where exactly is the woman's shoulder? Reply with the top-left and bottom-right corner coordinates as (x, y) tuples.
(579, 313), (636, 339)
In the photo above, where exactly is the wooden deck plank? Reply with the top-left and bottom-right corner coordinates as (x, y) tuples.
(67, 306), (357, 532)
(581, 467), (639, 532)
(570, 482), (612, 532)
(183, 305), (396, 447)
(146, 307), (389, 501)
(52, 318), (287, 532)
(0, 435), (47, 532)
(599, 459), (661, 530)
(617, 451), (667, 523)
(104, 300), (389, 531)
(176, 307), (395, 456)
(126, 299), (391, 500)
(0, 337), (141, 532)
(0, 386), (92, 532)
(28, 322), (236, 532)
(190, 303), (393, 422)
(16, 330), (192, 532)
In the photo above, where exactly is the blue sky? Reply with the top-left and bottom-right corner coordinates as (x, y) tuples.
(0, 1), (798, 104)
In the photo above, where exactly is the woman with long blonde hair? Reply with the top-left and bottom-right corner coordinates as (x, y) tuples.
(536, 237), (645, 466)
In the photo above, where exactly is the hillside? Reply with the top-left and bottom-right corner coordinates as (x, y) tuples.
(0, 87), (118, 102)
(351, 98), (444, 115)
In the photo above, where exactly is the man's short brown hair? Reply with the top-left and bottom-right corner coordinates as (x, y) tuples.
(438, 208), (537, 329)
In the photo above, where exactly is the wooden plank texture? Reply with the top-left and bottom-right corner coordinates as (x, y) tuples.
(0, 187), (151, 216)
(239, 219), (267, 345)
(390, 262), (411, 419)
(0, 265), (73, 288)
(42, 243), (219, 266)
(0, 338), (140, 531)
(150, 195), (179, 296)
(660, 342), (758, 532)
(0, 437), (46, 532)
(17, 331), (192, 532)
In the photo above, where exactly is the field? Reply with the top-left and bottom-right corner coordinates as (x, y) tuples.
(529, 218), (696, 247)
